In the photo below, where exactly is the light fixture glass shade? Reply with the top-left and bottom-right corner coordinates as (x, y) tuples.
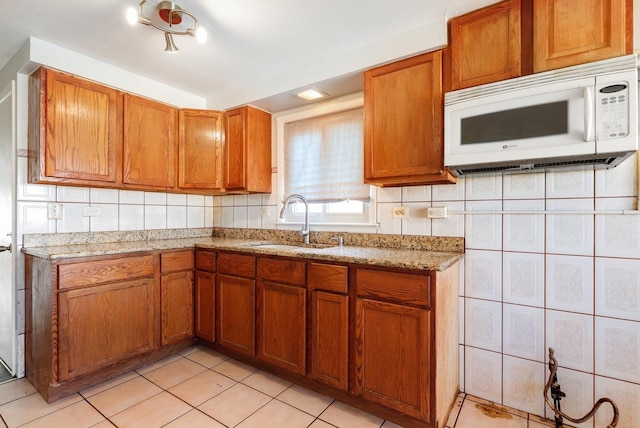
(164, 32), (179, 52)
(126, 7), (138, 25)
(195, 26), (207, 43)
(296, 88), (328, 100)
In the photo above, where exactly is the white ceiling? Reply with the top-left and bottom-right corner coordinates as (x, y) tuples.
(4, 0), (633, 112)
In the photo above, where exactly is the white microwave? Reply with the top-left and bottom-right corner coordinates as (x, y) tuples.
(444, 55), (638, 176)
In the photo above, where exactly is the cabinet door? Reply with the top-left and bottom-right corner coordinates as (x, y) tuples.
(449, 0), (522, 90)
(257, 280), (306, 375)
(364, 51), (455, 186)
(123, 94), (177, 189)
(533, 0), (632, 72)
(195, 270), (215, 342)
(179, 109), (223, 191)
(223, 106), (272, 192)
(217, 273), (256, 356)
(310, 291), (348, 390)
(57, 278), (156, 381)
(29, 67), (121, 186)
(354, 298), (431, 422)
(161, 270), (194, 345)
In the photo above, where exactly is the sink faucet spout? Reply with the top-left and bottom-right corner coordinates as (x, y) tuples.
(280, 194), (310, 244)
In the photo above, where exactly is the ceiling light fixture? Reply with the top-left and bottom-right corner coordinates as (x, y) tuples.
(296, 88), (328, 101)
(126, 0), (207, 53)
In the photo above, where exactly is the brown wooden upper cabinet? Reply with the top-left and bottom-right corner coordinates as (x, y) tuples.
(178, 109), (223, 192)
(533, 0), (632, 72)
(448, 0), (632, 89)
(28, 67), (123, 187)
(364, 50), (456, 187)
(449, 0), (524, 90)
(223, 106), (272, 193)
(123, 94), (178, 190)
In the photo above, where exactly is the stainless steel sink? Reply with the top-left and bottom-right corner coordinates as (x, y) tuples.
(251, 243), (336, 250)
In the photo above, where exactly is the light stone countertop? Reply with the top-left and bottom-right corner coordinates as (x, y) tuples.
(22, 228), (464, 272)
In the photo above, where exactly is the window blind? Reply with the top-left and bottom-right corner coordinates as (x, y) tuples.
(283, 107), (370, 202)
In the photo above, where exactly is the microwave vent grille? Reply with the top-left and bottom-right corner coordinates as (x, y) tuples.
(451, 156), (622, 176)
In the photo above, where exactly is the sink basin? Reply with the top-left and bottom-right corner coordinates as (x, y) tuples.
(252, 243), (336, 250)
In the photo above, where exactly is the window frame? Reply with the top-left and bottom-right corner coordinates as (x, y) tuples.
(274, 93), (378, 233)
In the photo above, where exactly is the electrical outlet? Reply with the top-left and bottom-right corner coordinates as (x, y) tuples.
(83, 206), (102, 217)
(259, 207), (271, 217)
(427, 206), (448, 219)
(392, 206), (410, 219)
(47, 203), (63, 219)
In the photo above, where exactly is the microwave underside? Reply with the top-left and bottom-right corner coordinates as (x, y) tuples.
(447, 151), (635, 177)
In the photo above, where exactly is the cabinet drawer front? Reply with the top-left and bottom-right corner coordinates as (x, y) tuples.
(195, 250), (215, 272)
(218, 253), (255, 278)
(355, 268), (430, 307)
(257, 257), (306, 286)
(161, 250), (194, 273)
(308, 263), (347, 293)
(58, 255), (154, 289)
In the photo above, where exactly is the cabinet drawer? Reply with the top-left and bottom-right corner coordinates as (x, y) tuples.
(309, 263), (347, 294)
(161, 251), (194, 273)
(58, 255), (154, 289)
(218, 253), (255, 278)
(258, 257), (306, 286)
(195, 250), (215, 272)
(355, 267), (430, 307)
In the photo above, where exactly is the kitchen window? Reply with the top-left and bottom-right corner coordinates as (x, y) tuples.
(275, 94), (376, 230)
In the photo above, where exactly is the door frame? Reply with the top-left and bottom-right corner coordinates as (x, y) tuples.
(0, 80), (17, 375)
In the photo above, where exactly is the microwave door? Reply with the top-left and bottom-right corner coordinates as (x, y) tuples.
(446, 77), (596, 166)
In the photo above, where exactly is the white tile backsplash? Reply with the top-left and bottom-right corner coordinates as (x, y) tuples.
(56, 202), (90, 233)
(145, 192), (167, 205)
(465, 298), (502, 352)
(89, 204), (119, 232)
(167, 193), (187, 206)
(503, 200), (545, 253)
(595, 152), (637, 198)
(595, 376), (640, 428)
(187, 206), (205, 228)
(503, 356), (545, 417)
(503, 172), (545, 200)
(431, 201), (465, 237)
(465, 200), (502, 250)
(546, 169), (594, 199)
(503, 252), (544, 307)
(17, 158), (56, 202)
(546, 254), (594, 314)
(402, 185), (430, 202)
(547, 368), (594, 428)
(464, 347), (502, 403)
(377, 203), (401, 235)
(465, 175), (502, 200)
(376, 187), (402, 203)
(233, 206), (248, 229)
(402, 202), (431, 236)
(546, 310), (593, 372)
(596, 257), (640, 321)
(546, 199), (594, 256)
(503, 304), (544, 361)
(432, 178), (465, 201)
(595, 197), (640, 258)
(119, 190), (145, 205)
(595, 317), (640, 384)
(188, 194), (206, 207)
(57, 186), (90, 203)
(119, 204), (144, 230)
(90, 188), (119, 204)
(145, 205), (167, 229)
(167, 205), (187, 229)
(17, 201), (56, 243)
(465, 250), (502, 301)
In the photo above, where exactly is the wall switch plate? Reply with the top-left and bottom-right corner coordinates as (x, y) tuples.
(260, 207), (271, 217)
(47, 203), (63, 219)
(392, 206), (409, 219)
(427, 206), (448, 219)
(83, 206), (102, 217)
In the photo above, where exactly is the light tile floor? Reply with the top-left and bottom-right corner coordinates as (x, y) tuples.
(0, 346), (559, 428)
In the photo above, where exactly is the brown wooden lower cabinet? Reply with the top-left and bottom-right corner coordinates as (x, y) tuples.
(58, 277), (156, 381)
(216, 252), (257, 356)
(25, 250), (196, 403)
(257, 256), (307, 374)
(195, 250), (216, 342)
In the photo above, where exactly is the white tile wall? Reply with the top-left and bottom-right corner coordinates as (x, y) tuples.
(595, 376), (640, 428)
(503, 172), (545, 200)
(503, 252), (544, 307)
(503, 356), (545, 417)
(465, 250), (502, 300)
(548, 368), (594, 428)
(546, 255), (594, 314)
(546, 310), (593, 372)
(465, 200), (502, 250)
(595, 257), (640, 321)
(595, 317), (640, 384)
(595, 197), (640, 258)
(503, 304), (544, 361)
(546, 199), (594, 256)
(464, 347), (502, 403)
(465, 298), (502, 352)
(503, 200), (545, 252)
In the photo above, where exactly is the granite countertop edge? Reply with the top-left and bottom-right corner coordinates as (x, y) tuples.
(22, 236), (464, 272)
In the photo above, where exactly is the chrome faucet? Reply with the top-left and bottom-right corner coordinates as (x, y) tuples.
(280, 194), (310, 244)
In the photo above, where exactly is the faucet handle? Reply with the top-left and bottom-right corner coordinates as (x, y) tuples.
(331, 236), (344, 247)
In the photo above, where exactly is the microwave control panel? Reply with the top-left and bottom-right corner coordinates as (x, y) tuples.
(597, 83), (629, 140)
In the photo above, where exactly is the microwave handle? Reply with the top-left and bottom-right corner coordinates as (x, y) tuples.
(583, 87), (594, 142)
